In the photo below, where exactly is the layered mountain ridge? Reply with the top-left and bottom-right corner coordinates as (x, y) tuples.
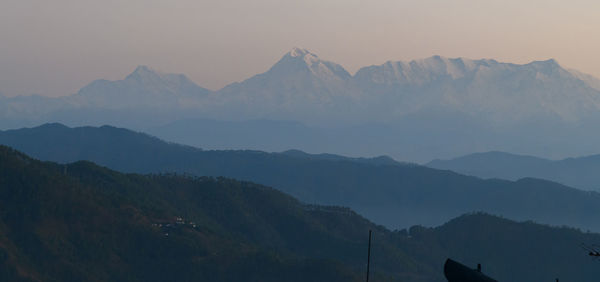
(6, 123), (600, 232)
(427, 151), (600, 191)
(3, 48), (600, 161)
(2, 144), (600, 281)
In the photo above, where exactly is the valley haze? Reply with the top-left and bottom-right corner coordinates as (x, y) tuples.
(4, 123), (600, 233)
(3, 48), (600, 163)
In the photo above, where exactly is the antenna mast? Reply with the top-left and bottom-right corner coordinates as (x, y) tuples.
(366, 229), (372, 282)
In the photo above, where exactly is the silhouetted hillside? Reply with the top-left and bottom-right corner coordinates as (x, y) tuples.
(1, 146), (600, 281)
(428, 151), (600, 191)
(3, 124), (600, 232)
(408, 212), (600, 281)
(0, 145), (401, 281)
(281, 149), (403, 166)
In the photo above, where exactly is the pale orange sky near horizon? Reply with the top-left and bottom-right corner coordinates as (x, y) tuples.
(1, 0), (599, 97)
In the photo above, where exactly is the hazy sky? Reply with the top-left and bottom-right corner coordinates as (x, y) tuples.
(1, 0), (599, 97)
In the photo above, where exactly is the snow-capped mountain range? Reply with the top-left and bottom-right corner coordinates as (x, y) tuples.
(214, 48), (600, 124)
(3, 47), (600, 161)
(354, 57), (600, 123)
(4, 47), (600, 125)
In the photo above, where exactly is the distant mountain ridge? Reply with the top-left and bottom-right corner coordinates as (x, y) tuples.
(212, 49), (600, 124)
(281, 149), (404, 166)
(3, 48), (600, 125)
(428, 151), (600, 191)
(73, 65), (211, 109)
(353, 56), (600, 123)
(6, 123), (600, 233)
(216, 48), (360, 122)
(3, 48), (600, 162)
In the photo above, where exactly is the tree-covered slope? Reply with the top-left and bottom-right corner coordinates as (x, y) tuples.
(411, 213), (600, 281)
(0, 145), (418, 281)
(1, 146), (600, 281)
(3, 124), (600, 232)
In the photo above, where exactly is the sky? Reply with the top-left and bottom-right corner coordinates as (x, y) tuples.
(1, 0), (599, 97)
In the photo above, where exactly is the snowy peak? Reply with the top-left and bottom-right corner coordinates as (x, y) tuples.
(80, 65), (205, 96)
(288, 47), (311, 58)
(129, 65), (155, 75)
(125, 65), (162, 81)
(74, 65), (210, 109)
(216, 48), (357, 121)
(528, 58), (559, 67)
(120, 65), (208, 93)
(286, 47), (321, 67)
(269, 48), (351, 80)
(124, 65), (199, 86)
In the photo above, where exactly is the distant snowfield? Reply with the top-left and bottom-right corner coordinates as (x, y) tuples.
(3, 48), (600, 162)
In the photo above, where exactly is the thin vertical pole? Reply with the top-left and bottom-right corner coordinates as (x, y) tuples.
(366, 229), (372, 282)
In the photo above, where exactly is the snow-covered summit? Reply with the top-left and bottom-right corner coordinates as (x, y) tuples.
(288, 47), (311, 58)
(267, 48), (351, 81)
(524, 59), (566, 76)
(126, 65), (158, 79)
(216, 48), (358, 122)
(124, 65), (199, 88)
(285, 47), (322, 68)
(73, 66), (210, 109)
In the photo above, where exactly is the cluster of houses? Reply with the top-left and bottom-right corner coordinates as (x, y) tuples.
(152, 216), (199, 237)
(302, 204), (355, 216)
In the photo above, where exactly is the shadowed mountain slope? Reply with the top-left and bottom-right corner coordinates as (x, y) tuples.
(1, 146), (600, 281)
(0, 145), (395, 281)
(3, 124), (600, 233)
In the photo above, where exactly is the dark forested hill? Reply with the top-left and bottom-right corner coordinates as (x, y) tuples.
(1, 146), (600, 281)
(3, 124), (600, 233)
(427, 151), (600, 192)
(0, 145), (403, 281)
(410, 213), (600, 282)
